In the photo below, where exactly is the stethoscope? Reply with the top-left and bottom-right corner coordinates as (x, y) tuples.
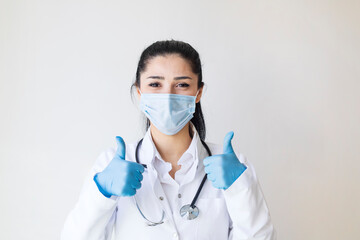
(133, 137), (212, 226)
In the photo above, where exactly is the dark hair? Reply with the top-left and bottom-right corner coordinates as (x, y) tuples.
(130, 40), (206, 141)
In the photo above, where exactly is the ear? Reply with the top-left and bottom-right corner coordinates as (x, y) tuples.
(196, 85), (204, 103)
(136, 87), (141, 101)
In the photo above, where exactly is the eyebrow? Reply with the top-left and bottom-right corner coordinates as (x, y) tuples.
(146, 76), (192, 80)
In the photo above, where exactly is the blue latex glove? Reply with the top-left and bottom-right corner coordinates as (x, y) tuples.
(93, 136), (145, 198)
(203, 131), (247, 190)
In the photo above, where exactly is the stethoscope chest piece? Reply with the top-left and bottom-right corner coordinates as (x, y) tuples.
(180, 204), (199, 220)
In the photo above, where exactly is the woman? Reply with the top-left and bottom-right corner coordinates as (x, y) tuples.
(61, 40), (276, 240)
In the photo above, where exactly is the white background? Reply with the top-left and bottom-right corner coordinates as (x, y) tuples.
(1, 0), (359, 239)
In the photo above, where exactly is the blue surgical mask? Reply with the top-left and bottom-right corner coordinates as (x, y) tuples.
(139, 90), (200, 135)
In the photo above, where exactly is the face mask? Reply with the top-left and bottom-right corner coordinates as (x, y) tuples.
(139, 90), (200, 135)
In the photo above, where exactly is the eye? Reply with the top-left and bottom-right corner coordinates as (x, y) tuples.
(148, 82), (160, 87)
(177, 83), (190, 88)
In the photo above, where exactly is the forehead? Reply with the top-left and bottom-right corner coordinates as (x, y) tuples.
(143, 54), (194, 75)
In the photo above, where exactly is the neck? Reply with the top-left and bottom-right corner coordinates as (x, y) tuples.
(150, 122), (193, 164)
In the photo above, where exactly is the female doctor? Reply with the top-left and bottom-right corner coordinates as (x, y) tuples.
(61, 40), (276, 240)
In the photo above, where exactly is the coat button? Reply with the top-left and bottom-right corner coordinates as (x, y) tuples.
(178, 193), (182, 198)
(173, 232), (178, 238)
(159, 196), (164, 201)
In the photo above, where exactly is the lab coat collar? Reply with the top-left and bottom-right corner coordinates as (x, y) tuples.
(153, 127), (198, 167)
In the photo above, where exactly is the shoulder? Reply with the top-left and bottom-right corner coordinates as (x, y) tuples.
(91, 139), (141, 172)
(203, 141), (249, 165)
(91, 147), (116, 172)
(202, 141), (221, 156)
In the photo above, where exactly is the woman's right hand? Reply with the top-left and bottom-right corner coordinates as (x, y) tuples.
(93, 136), (145, 198)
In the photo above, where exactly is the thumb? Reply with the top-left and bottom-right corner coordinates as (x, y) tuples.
(223, 131), (235, 154)
(115, 136), (126, 160)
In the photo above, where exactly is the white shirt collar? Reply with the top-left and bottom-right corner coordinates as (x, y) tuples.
(139, 121), (200, 167)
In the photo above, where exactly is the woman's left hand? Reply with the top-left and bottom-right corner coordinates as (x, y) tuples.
(203, 131), (247, 190)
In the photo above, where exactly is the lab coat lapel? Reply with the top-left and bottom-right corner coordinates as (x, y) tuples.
(147, 165), (177, 227)
(137, 135), (177, 227)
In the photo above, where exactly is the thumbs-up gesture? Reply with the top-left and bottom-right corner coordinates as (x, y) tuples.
(203, 131), (247, 190)
(94, 136), (145, 198)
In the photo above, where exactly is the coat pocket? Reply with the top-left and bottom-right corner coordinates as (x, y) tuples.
(195, 198), (231, 239)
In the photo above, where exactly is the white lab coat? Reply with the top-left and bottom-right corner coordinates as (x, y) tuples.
(61, 129), (276, 240)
